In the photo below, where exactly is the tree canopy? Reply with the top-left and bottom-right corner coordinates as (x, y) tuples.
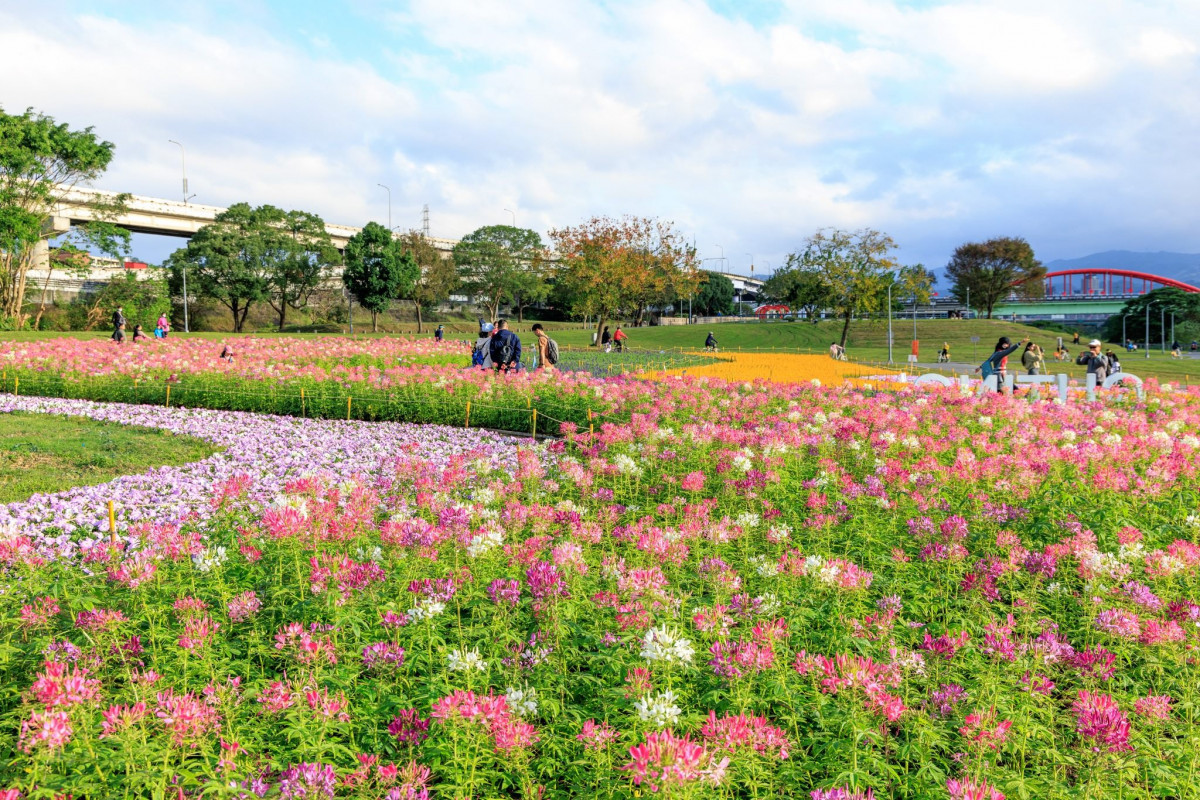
(786, 228), (900, 346)
(343, 222), (419, 332)
(167, 203), (335, 332)
(549, 216), (699, 345)
(396, 230), (459, 333)
(453, 225), (544, 323)
(1101, 287), (1200, 345)
(945, 237), (1045, 319)
(692, 271), (734, 316)
(0, 107), (128, 325)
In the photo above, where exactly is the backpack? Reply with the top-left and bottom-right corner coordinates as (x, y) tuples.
(471, 345), (486, 367)
(492, 331), (515, 367)
(546, 338), (559, 366)
(979, 357), (995, 379)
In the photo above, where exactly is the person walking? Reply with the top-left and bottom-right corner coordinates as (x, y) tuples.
(531, 323), (558, 370)
(1076, 339), (1109, 383)
(157, 312), (170, 339)
(938, 342), (950, 363)
(435, 325), (445, 343)
(977, 336), (1028, 391)
(472, 322), (494, 370)
(601, 326), (612, 352)
(111, 306), (126, 343)
(489, 319), (522, 373)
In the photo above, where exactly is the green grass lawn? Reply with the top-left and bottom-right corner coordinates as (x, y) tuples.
(0, 412), (219, 503)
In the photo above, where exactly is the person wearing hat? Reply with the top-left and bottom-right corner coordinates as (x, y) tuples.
(977, 336), (1028, 391)
(1076, 339), (1109, 383)
(435, 324), (445, 342)
(472, 322), (495, 369)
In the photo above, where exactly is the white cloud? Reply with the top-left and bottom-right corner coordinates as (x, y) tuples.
(0, 0), (1199, 271)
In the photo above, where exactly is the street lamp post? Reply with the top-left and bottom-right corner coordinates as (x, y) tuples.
(965, 287), (970, 320)
(1122, 313), (1128, 349)
(1172, 313), (1176, 350)
(887, 281), (894, 364)
(1146, 302), (1152, 359)
(1162, 308), (1166, 353)
(167, 140), (190, 204)
(377, 184), (391, 231)
(504, 208), (516, 227)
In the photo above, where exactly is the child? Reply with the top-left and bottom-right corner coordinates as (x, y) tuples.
(219, 343), (234, 362)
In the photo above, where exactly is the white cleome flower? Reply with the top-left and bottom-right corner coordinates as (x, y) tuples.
(447, 647), (488, 672)
(635, 690), (682, 728)
(467, 529), (503, 558)
(504, 686), (539, 718)
(640, 626), (695, 665)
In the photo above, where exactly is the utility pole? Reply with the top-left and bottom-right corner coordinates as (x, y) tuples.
(1161, 307), (1166, 352)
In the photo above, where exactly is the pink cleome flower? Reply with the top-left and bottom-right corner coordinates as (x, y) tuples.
(624, 729), (728, 793)
(19, 709), (73, 753)
(1073, 690), (1132, 753)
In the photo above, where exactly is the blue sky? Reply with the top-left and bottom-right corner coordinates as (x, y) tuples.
(2, 0), (1199, 274)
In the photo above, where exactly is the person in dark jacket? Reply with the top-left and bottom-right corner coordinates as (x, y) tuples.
(978, 336), (1028, 390)
(489, 319), (522, 373)
(1076, 339), (1109, 382)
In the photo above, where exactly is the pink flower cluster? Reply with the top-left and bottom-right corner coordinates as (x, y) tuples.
(700, 711), (790, 760)
(1073, 690), (1131, 753)
(624, 729), (729, 793)
(430, 689), (538, 753)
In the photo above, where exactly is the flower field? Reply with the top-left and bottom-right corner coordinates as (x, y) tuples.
(0, 336), (1199, 799)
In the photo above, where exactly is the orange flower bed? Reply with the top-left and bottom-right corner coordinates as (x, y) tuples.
(648, 353), (899, 385)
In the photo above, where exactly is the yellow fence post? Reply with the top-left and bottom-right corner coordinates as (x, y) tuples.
(531, 409), (538, 439)
(347, 396), (352, 420)
(300, 387), (306, 417)
(108, 500), (117, 542)
(165, 384), (170, 407)
(465, 401), (472, 428)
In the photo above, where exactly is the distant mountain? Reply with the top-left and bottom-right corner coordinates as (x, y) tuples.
(1045, 251), (1200, 287)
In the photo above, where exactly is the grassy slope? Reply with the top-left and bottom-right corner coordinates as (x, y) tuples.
(0, 412), (219, 503)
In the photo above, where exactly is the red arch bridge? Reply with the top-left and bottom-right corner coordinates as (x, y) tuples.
(1042, 269), (1200, 298)
(997, 269), (1200, 321)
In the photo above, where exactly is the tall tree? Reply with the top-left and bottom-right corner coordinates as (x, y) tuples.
(692, 271), (734, 316)
(887, 263), (937, 310)
(166, 203), (280, 332)
(267, 210), (338, 331)
(790, 228), (899, 347)
(946, 237), (1045, 318)
(0, 107), (129, 326)
(550, 216), (699, 345)
(396, 230), (458, 333)
(761, 263), (829, 320)
(453, 225), (543, 322)
(343, 222), (419, 332)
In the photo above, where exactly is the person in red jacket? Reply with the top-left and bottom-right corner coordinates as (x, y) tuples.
(613, 326), (628, 353)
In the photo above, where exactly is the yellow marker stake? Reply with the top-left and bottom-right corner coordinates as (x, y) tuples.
(165, 384), (170, 407)
(347, 396), (352, 420)
(107, 500), (117, 542)
(531, 409), (538, 439)
(300, 388), (306, 417)
(465, 401), (471, 428)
